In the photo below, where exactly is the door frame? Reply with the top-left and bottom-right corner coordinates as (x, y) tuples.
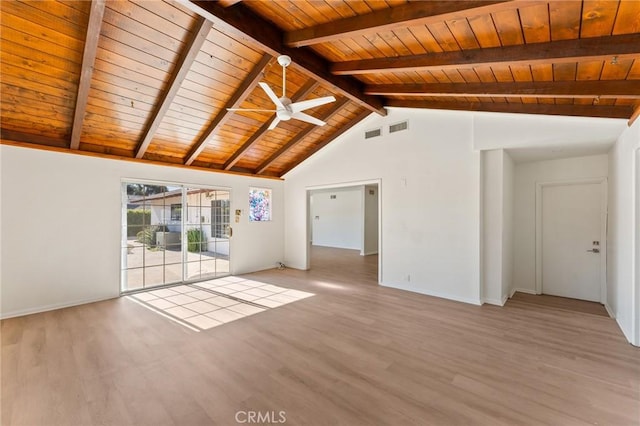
(535, 177), (608, 303)
(305, 178), (382, 284)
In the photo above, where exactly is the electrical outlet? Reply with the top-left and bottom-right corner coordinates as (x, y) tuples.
(406, 274), (411, 282)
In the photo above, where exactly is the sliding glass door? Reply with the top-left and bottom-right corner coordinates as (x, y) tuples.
(121, 182), (231, 292)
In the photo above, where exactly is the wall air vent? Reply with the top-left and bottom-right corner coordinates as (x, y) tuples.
(389, 120), (408, 133)
(364, 128), (382, 139)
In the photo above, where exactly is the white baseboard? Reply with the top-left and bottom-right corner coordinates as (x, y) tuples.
(381, 281), (482, 306)
(360, 251), (378, 256)
(616, 317), (638, 347)
(0, 295), (118, 320)
(282, 262), (308, 271)
(234, 264), (287, 275)
(483, 298), (504, 306)
(511, 287), (537, 297)
(483, 293), (509, 306)
(604, 302), (615, 319)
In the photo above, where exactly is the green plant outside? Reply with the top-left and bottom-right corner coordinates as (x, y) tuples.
(135, 224), (169, 247)
(187, 228), (207, 253)
(126, 209), (150, 237)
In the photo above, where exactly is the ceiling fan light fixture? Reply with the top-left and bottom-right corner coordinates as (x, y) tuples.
(228, 55), (335, 130)
(277, 110), (292, 121)
(277, 55), (291, 68)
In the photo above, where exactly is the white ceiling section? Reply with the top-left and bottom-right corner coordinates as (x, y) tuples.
(471, 112), (627, 163)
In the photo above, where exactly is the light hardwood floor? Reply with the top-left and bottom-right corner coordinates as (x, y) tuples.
(2, 247), (639, 425)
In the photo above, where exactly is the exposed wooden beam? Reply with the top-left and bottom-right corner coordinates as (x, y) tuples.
(184, 54), (272, 166)
(218, 0), (243, 6)
(285, 1), (528, 48)
(629, 104), (640, 127)
(279, 109), (372, 177)
(223, 80), (320, 170)
(178, 0), (385, 116)
(69, 0), (105, 150)
(366, 80), (640, 99)
(255, 98), (350, 175)
(135, 17), (212, 159)
(1, 128), (69, 149)
(386, 99), (634, 119)
(332, 34), (640, 75)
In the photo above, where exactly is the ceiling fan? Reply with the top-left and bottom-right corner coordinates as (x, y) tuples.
(227, 55), (336, 130)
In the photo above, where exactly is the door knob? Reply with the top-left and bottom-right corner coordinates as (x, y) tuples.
(587, 248), (600, 253)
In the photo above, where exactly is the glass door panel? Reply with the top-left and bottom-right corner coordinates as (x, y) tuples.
(122, 183), (183, 292)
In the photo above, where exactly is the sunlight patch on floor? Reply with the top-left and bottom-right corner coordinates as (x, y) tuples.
(126, 277), (314, 331)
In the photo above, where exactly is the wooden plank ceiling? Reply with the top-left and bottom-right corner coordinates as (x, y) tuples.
(1, 0), (639, 177)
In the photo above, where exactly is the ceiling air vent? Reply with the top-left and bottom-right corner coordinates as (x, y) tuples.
(364, 128), (382, 139)
(389, 121), (408, 133)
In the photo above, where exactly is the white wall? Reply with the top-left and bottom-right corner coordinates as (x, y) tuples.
(481, 149), (505, 305)
(310, 187), (362, 250)
(637, 147), (640, 346)
(0, 145), (284, 318)
(512, 154), (609, 296)
(363, 184), (379, 255)
(502, 152), (515, 301)
(607, 120), (640, 346)
(481, 149), (515, 306)
(285, 108), (483, 305)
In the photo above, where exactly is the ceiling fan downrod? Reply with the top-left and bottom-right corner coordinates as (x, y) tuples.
(277, 55), (291, 98)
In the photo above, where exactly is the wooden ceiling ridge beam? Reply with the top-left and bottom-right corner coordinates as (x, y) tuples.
(386, 99), (634, 119)
(222, 80), (320, 171)
(279, 109), (372, 177)
(135, 17), (212, 159)
(183, 54), (272, 166)
(285, 0), (531, 48)
(332, 34), (640, 75)
(366, 80), (640, 99)
(69, 0), (106, 150)
(178, 0), (386, 116)
(255, 97), (350, 175)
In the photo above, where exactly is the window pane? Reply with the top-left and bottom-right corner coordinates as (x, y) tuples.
(164, 263), (182, 284)
(200, 260), (217, 279)
(216, 257), (230, 276)
(143, 266), (164, 288)
(123, 247), (143, 269)
(186, 261), (201, 281)
(126, 268), (144, 291)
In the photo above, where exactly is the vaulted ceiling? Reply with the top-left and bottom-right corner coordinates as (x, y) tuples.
(1, 0), (639, 177)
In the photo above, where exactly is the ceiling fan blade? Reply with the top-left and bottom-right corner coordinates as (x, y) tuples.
(268, 116), (281, 130)
(291, 111), (327, 127)
(259, 82), (285, 109)
(291, 96), (336, 113)
(227, 108), (277, 112)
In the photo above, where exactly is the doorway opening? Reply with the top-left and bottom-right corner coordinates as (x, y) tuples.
(306, 181), (381, 285)
(536, 178), (607, 304)
(121, 181), (231, 293)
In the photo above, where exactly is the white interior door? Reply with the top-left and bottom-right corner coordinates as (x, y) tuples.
(541, 182), (603, 302)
